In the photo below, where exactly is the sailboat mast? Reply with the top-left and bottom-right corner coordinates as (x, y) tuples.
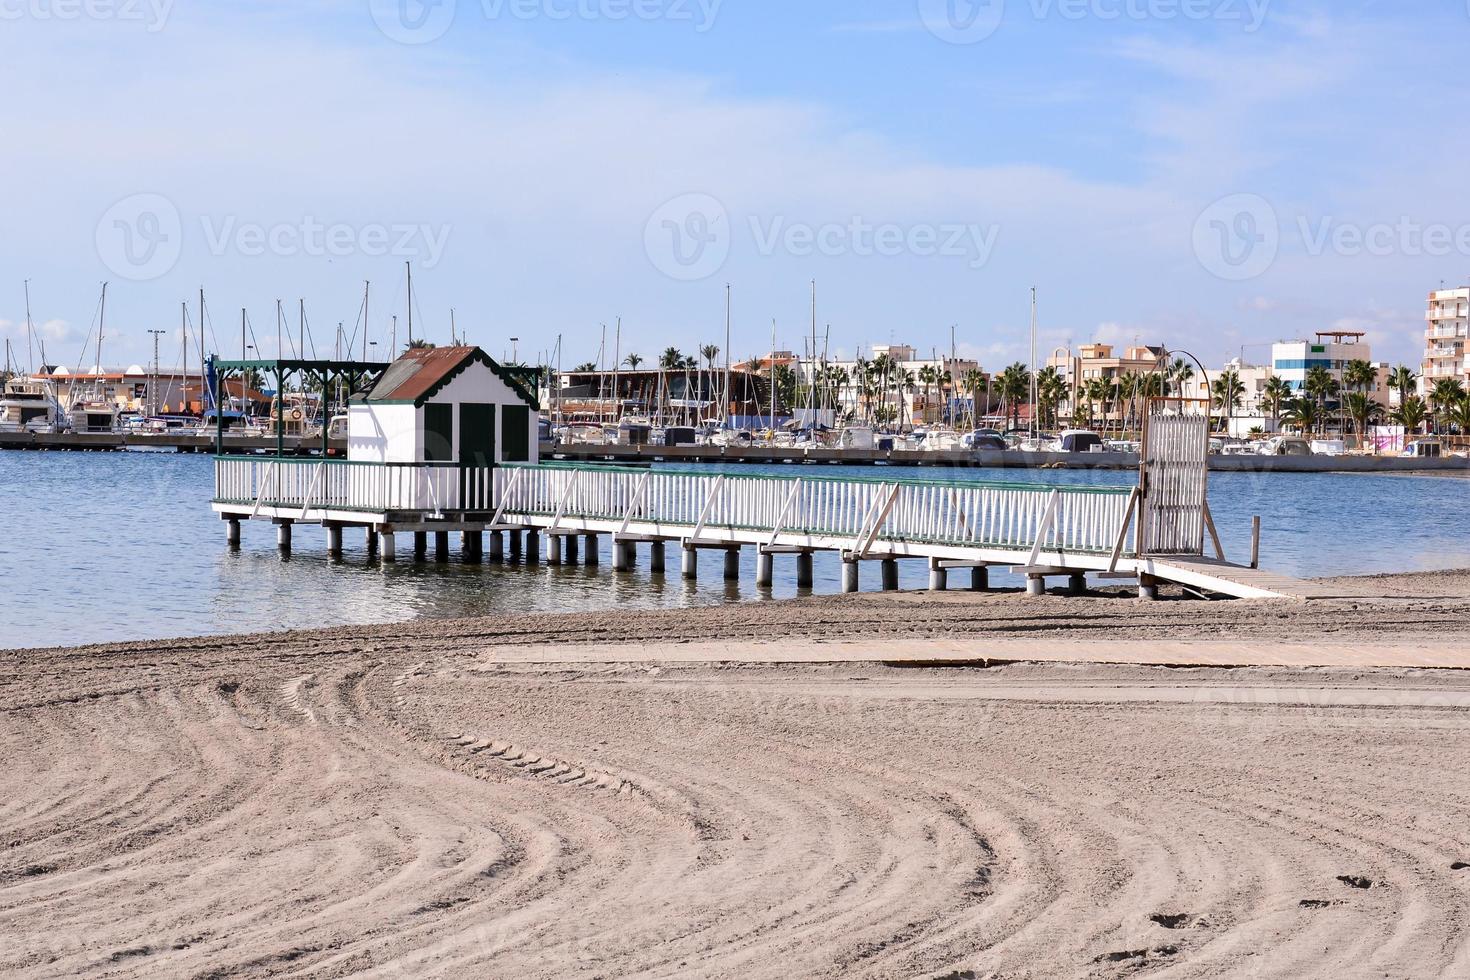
(95, 282), (107, 403)
(723, 283), (732, 428)
(23, 279), (33, 374)
(612, 317), (622, 422)
(405, 262), (413, 346)
(363, 281), (370, 361)
(1029, 286), (1038, 439)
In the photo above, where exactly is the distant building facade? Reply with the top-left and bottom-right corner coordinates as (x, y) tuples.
(1423, 286), (1470, 389)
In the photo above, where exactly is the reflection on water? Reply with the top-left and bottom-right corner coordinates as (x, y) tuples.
(1, 452), (1465, 648)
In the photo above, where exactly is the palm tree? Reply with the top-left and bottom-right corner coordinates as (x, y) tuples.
(1168, 358), (1194, 399)
(996, 363), (1031, 430)
(1391, 395), (1429, 434)
(1343, 359), (1376, 394)
(1262, 376), (1292, 431)
(1303, 365), (1336, 432)
(893, 366), (916, 430)
(1429, 378), (1465, 432)
(658, 347), (683, 371)
(1083, 377), (1110, 430)
(960, 368), (986, 428)
(917, 364), (937, 426)
(406, 338), (435, 351)
(1446, 394), (1470, 436)
(574, 361), (598, 372)
(1281, 398), (1320, 435)
(1387, 365), (1418, 406)
(1212, 369), (1246, 433)
(623, 353), (643, 370)
(1035, 366), (1065, 430)
(1341, 391), (1382, 446)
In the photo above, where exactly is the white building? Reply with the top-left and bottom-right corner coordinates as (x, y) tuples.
(1423, 286), (1469, 388)
(1270, 332), (1373, 395)
(812, 343), (981, 426)
(349, 346), (540, 465)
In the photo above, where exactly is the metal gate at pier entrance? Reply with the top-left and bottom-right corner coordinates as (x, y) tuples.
(1137, 400), (1211, 557)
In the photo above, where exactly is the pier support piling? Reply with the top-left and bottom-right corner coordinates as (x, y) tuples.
(682, 545), (698, 581)
(226, 519), (241, 548)
(526, 530), (541, 565)
(434, 531), (449, 563)
(509, 530), (523, 563)
(881, 559), (899, 592)
(842, 560), (860, 594)
(380, 531), (396, 562)
(1026, 574), (1046, 597)
(488, 531), (503, 563)
(970, 566), (989, 592)
(756, 551), (774, 588)
(463, 531), (482, 564)
(326, 524), (343, 556)
(565, 534), (579, 565)
(724, 547), (741, 582)
(413, 532), (427, 561)
(276, 520), (292, 552)
(583, 534), (599, 566)
(547, 535), (562, 566)
(796, 551), (814, 589)
(366, 527), (379, 555)
(1068, 572), (1087, 596)
(928, 557), (948, 592)
(1138, 573), (1160, 602)
(649, 540), (665, 575)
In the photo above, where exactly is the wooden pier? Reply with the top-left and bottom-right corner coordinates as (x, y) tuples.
(209, 458), (1312, 601)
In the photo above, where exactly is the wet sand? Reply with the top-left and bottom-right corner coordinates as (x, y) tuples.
(3, 572), (1470, 977)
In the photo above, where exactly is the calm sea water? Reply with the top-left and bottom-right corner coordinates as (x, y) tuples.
(1, 451), (1466, 649)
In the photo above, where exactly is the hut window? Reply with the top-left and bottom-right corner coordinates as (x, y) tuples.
(501, 404), (530, 462)
(424, 403), (453, 462)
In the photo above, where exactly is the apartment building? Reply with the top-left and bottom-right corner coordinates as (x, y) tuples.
(1423, 286), (1470, 388)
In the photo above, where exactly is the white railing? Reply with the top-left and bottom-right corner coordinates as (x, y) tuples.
(215, 458), (1138, 556)
(213, 457), (495, 514)
(495, 464), (1135, 555)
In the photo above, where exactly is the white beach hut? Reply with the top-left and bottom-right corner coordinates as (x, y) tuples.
(348, 346), (540, 467)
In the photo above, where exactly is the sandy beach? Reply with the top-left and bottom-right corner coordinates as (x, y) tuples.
(4, 572), (1470, 978)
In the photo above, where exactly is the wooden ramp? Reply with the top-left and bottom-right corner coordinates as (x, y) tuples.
(1141, 557), (1366, 601)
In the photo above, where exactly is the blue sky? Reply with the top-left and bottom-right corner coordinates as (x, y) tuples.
(2, 0), (1468, 374)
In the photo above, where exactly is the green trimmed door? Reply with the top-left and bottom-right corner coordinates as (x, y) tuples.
(424, 403), (453, 462)
(500, 404), (530, 462)
(460, 403), (497, 466)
